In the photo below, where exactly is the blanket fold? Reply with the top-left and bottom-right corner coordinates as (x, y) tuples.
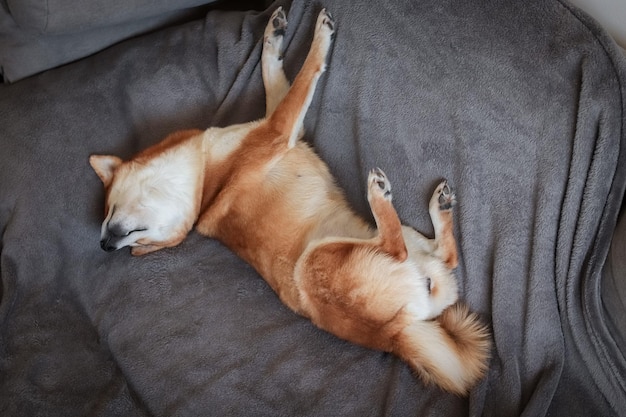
(1, 0), (625, 415)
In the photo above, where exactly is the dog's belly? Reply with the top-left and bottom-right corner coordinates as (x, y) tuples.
(212, 144), (371, 312)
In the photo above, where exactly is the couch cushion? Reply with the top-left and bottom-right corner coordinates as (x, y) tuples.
(0, 0), (219, 82)
(5, 0), (219, 34)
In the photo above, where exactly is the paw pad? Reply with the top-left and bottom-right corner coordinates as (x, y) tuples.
(322, 10), (335, 31)
(317, 8), (335, 35)
(437, 180), (456, 211)
(369, 168), (392, 200)
(271, 7), (287, 36)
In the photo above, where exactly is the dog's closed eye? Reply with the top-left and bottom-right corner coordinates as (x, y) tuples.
(108, 225), (147, 237)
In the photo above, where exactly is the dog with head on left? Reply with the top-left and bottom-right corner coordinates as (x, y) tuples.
(90, 8), (490, 395)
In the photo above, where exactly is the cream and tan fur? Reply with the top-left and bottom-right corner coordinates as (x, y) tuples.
(89, 9), (490, 395)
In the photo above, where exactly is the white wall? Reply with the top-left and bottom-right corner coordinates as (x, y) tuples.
(569, 0), (626, 49)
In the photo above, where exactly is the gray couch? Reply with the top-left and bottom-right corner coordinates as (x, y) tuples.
(0, 0), (227, 82)
(1, 0), (625, 415)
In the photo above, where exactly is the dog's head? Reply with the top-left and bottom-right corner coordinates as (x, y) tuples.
(89, 153), (198, 256)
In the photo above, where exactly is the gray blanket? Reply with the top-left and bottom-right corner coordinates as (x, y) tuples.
(1, 0), (625, 415)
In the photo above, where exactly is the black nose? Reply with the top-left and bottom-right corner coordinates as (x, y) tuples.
(100, 238), (117, 252)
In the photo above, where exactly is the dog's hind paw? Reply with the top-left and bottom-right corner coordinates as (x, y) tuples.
(319, 9), (335, 33)
(271, 7), (287, 37)
(368, 168), (392, 202)
(316, 8), (335, 36)
(264, 7), (287, 58)
(435, 180), (456, 212)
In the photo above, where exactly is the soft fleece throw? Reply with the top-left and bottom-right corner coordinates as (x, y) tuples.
(1, 0), (625, 415)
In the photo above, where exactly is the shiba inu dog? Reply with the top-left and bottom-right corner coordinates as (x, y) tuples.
(90, 8), (490, 395)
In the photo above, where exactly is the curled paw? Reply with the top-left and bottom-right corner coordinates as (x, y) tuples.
(435, 180), (456, 211)
(264, 7), (287, 55)
(368, 168), (392, 201)
(271, 7), (287, 37)
(316, 8), (335, 35)
(321, 9), (335, 32)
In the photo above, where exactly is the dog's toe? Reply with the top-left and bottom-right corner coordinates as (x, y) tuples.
(321, 9), (335, 32)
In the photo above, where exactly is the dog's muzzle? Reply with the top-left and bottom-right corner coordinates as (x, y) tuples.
(100, 236), (118, 252)
(100, 225), (124, 252)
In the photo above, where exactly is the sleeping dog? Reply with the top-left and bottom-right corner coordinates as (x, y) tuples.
(89, 8), (490, 395)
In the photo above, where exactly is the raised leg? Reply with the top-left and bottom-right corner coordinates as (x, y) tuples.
(196, 10), (335, 237)
(367, 168), (408, 262)
(262, 7), (290, 117)
(269, 9), (334, 148)
(429, 180), (458, 269)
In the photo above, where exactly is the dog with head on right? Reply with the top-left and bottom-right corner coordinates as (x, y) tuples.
(89, 8), (490, 395)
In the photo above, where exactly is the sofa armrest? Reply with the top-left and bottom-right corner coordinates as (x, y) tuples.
(602, 207), (626, 351)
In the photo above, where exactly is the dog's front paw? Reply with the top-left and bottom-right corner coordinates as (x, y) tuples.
(131, 245), (161, 256)
(435, 180), (456, 212)
(368, 167), (392, 202)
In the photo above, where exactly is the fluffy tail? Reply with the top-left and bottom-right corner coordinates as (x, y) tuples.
(393, 303), (490, 395)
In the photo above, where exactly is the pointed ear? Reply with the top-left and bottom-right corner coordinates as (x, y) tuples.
(89, 155), (123, 187)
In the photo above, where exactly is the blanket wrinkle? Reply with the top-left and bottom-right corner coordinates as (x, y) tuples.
(1, 0), (626, 415)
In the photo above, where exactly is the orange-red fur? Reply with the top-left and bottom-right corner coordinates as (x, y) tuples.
(90, 9), (490, 395)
